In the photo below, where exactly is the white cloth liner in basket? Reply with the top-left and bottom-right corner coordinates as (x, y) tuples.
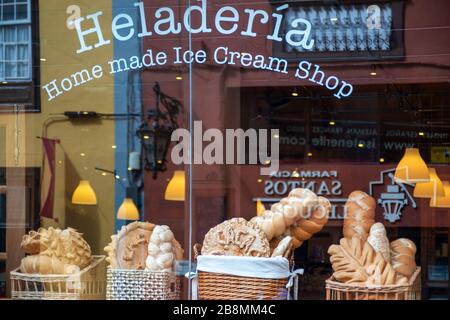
(186, 255), (304, 300)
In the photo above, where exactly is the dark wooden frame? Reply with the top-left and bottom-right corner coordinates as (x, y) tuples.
(270, 0), (406, 63)
(0, 0), (40, 112)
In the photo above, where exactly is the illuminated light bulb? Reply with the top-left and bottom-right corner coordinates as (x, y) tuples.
(394, 148), (430, 184)
(430, 181), (450, 208)
(117, 198), (139, 220)
(413, 168), (445, 199)
(165, 171), (185, 201)
(72, 180), (97, 205)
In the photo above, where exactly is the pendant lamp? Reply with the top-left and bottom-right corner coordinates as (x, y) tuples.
(72, 180), (97, 205)
(165, 171), (185, 201)
(430, 181), (450, 208)
(256, 199), (266, 216)
(394, 148), (430, 184)
(117, 198), (140, 220)
(413, 168), (445, 198)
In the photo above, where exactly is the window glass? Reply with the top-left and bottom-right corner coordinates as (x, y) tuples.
(0, 0), (448, 301)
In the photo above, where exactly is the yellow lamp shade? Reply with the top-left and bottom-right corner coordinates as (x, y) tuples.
(256, 199), (266, 216)
(72, 180), (97, 205)
(165, 171), (185, 201)
(430, 181), (450, 208)
(413, 168), (445, 198)
(394, 148), (430, 184)
(117, 198), (140, 220)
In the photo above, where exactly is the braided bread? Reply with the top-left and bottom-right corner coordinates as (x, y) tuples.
(343, 191), (376, 241)
(250, 188), (320, 242)
(288, 196), (331, 248)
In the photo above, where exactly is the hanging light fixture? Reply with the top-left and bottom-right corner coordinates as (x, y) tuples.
(117, 198), (140, 220)
(430, 181), (450, 208)
(72, 180), (97, 205)
(165, 171), (185, 201)
(394, 148), (430, 184)
(256, 199), (266, 216)
(136, 83), (182, 179)
(413, 168), (445, 198)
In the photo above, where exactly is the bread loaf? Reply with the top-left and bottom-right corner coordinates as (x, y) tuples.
(146, 225), (177, 272)
(271, 236), (293, 258)
(288, 196), (331, 248)
(343, 191), (376, 241)
(367, 223), (390, 261)
(251, 188), (321, 243)
(390, 238), (417, 278)
(202, 218), (270, 257)
(20, 255), (79, 275)
(328, 236), (398, 285)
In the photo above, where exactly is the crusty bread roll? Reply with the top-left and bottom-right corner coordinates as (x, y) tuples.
(390, 238), (417, 278)
(367, 223), (390, 261)
(343, 191), (376, 241)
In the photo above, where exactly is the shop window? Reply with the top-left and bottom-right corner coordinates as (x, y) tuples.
(0, 0), (31, 82)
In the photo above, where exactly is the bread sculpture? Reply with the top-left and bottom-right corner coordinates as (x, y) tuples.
(202, 218), (271, 257)
(328, 190), (418, 288)
(105, 221), (183, 270)
(328, 236), (406, 286)
(343, 191), (376, 241)
(146, 225), (183, 272)
(367, 223), (390, 261)
(390, 238), (417, 278)
(20, 227), (92, 274)
(251, 188), (330, 249)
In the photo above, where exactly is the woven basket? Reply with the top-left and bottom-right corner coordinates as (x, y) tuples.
(325, 267), (421, 300)
(106, 268), (180, 300)
(10, 255), (106, 300)
(198, 272), (290, 300)
(194, 244), (295, 300)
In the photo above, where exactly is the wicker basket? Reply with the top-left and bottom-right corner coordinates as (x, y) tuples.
(325, 267), (421, 300)
(198, 272), (290, 300)
(10, 255), (106, 300)
(106, 268), (180, 300)
(193, 244), (297, 300)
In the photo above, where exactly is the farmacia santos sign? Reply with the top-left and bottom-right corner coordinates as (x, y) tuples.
(42, 0), (354, 101)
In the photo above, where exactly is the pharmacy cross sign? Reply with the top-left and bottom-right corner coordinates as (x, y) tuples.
(369, 169), (417, 223)
(42, 0), (361, 102)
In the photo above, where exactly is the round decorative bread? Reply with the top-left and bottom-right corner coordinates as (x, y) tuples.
(201, 218), (270, 257)
(104, 221), (155, 270)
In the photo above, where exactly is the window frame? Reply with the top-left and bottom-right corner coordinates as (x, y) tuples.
(0, 0), (32, 83)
